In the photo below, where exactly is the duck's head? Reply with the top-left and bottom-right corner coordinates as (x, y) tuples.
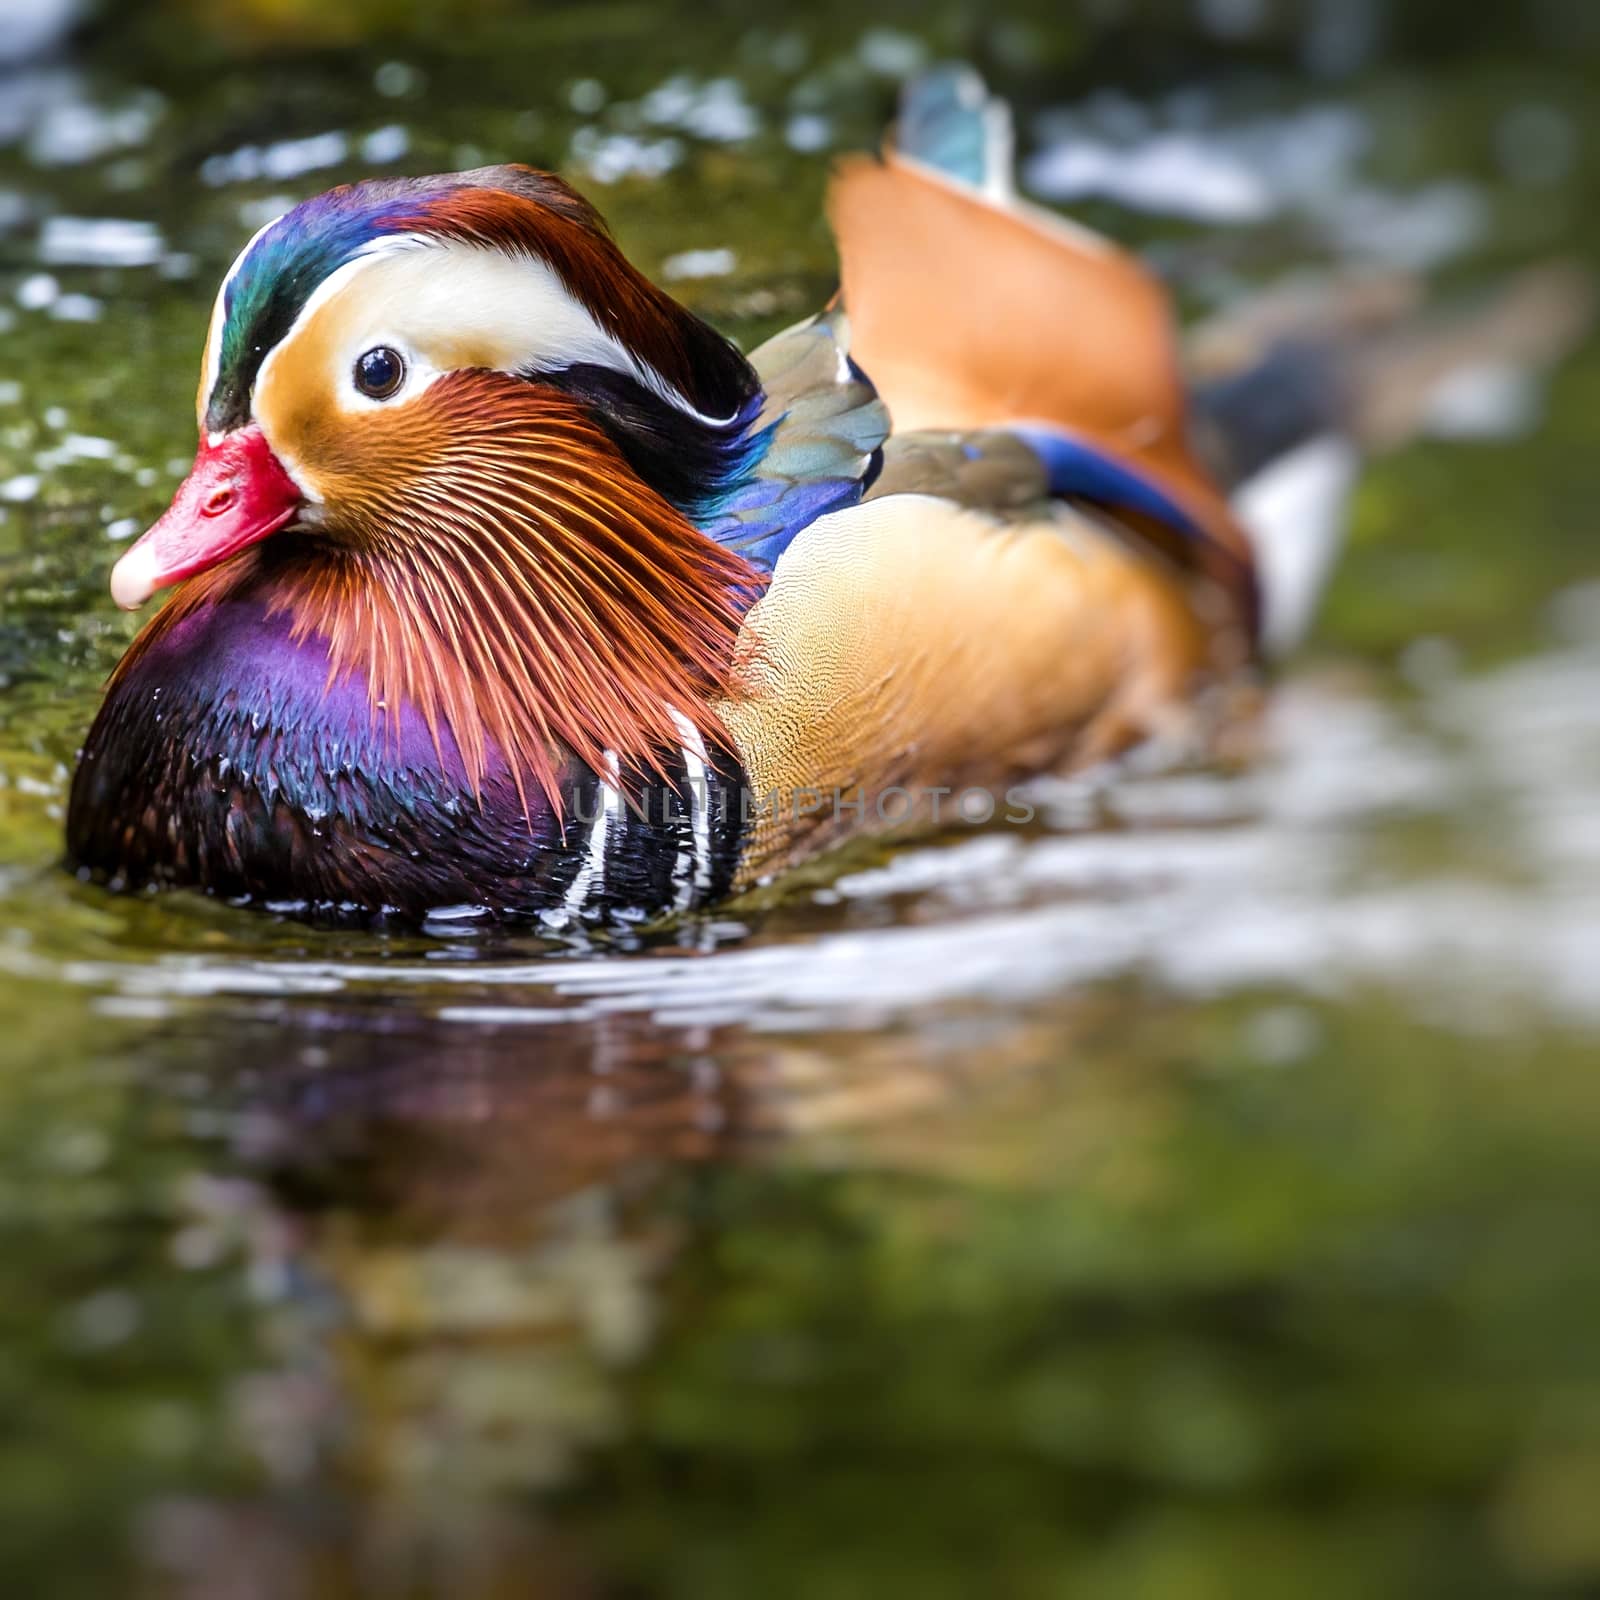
(111, 166), (765, 805)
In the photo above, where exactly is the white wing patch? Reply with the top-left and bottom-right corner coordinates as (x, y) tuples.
(1233, 433), (1359, 658)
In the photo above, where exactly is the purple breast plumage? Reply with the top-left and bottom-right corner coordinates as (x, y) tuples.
(67, 593), (745, 924)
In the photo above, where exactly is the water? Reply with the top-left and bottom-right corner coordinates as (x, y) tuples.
(3, 3), (1600, 1595)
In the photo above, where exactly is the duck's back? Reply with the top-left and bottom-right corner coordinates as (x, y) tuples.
(829, 68), (1254, 585)
(718, 70), (1255, 883)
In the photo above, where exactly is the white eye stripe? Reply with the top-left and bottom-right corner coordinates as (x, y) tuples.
(251, 236), (733, 426)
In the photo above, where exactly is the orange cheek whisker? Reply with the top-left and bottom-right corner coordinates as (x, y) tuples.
(443, 474), (739, 647)
(234, 369), (766, 817)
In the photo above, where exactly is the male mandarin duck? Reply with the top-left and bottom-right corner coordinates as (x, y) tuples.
(65, 69), (1588, 926)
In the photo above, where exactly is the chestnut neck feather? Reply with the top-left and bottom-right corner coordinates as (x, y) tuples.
(117, 373), (762, 815)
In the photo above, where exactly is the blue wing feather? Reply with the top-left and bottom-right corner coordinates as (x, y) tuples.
(1007, 425), (1207, 541)
(697, 309), (889, 572)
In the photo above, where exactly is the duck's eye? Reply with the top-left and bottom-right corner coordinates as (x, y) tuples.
(354, 345), (405, 400)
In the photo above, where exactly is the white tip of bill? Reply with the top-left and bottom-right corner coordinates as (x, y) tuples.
(109, 543), (160, 611)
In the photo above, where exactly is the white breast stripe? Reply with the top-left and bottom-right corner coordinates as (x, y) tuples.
(667, 708), (713, 912)
(553, 750), (621, 924)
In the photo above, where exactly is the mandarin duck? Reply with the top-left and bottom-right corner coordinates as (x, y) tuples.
(65, 69), (1586, 926)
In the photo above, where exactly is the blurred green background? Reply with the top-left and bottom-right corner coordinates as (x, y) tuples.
(2, 1), (1599, 1596)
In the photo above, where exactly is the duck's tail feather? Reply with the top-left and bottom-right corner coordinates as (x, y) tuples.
(892, 63), (1015, 201)
(832, 67), (1259, 628)
(1189, 262), (1594, 654)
